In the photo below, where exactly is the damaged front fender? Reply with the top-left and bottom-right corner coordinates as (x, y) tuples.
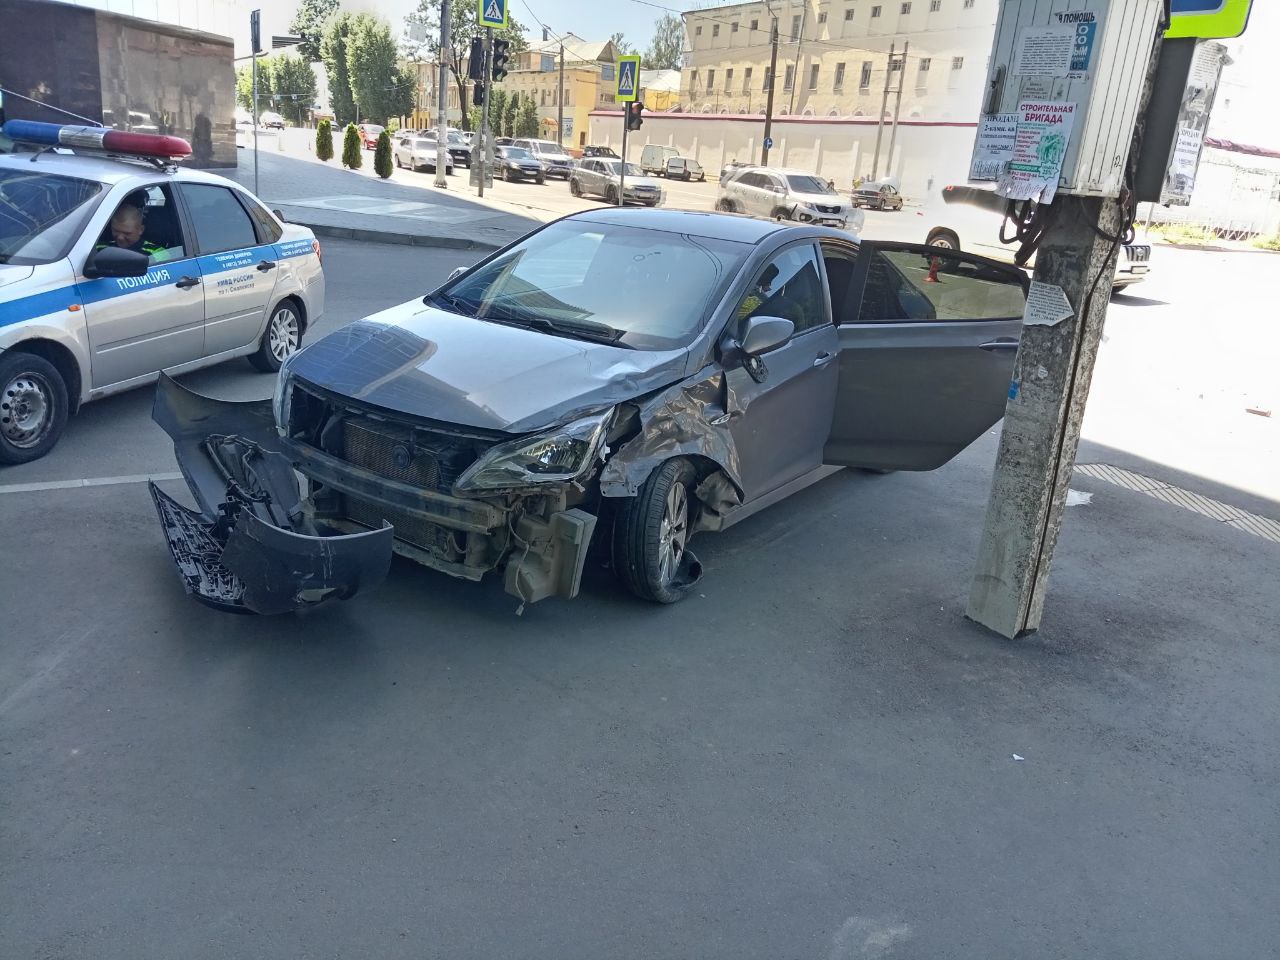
(150, 373), (393, 615)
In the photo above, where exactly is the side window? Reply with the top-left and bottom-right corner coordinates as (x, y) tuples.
(734, 245), (828, 334)
(856, 248), (1026, 323)
(96, 183), (187, 264)
(238, 191), (284, 243)
(179, 184), (259, 254)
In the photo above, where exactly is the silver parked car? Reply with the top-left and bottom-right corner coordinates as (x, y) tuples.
(393, 135), (454, 174)
(512, 138), (575, 179)
(718, 166), (863, 232)
(569, 159), (663, 206)
(149, 209), (1029, 615)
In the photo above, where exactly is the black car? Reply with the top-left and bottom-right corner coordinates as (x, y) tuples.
(495, 145), (545, 183)
(582, 145), (620, 159)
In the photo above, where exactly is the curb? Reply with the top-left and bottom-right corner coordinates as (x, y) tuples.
(298, 221), (506, 251)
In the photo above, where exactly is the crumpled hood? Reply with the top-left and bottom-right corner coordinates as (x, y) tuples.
(793, 191), (847, 208)
(285, 301), (690, 434)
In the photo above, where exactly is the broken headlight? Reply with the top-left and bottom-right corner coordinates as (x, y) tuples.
(271, 370), (292, 432)
(453, 410), (610, 493)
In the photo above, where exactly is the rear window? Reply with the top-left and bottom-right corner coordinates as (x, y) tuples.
(0, 169), (103, 265)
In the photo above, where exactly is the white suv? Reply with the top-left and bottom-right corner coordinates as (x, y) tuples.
(716, 166), (863, 233)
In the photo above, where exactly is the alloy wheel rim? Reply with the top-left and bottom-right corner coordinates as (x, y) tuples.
(269, 308), (300, 362)
(657, 481), (688, 585)
(1, 372), (53, 448)
(931, 237), (956, 249)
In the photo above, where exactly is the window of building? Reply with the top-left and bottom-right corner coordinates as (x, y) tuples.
(845, 8), (856, 19)
(871, 5), (882, 16)
(834, 62), (846, 90)
(964, 0), (974, 6)
(901, 1), (912, 12)
(919, 57), (931, 71)
(763, 67), (772, 90)
(784, 64), (795, 90)
(706, 69), (716, 91)
(791, 14), (802, 38)
(750, 18), (759, 30)
(713, 23), (720, 37)
(817, 11), (827, 23)
(890, 57), (902, 72)
(696, 25), (703, 35)
(930, 0), (941, 9)
(808, 63), (820, 89)
(952, 56), (964, 69)
(725, 68), (734, 90)
(743, 66), (753, 91)
(860, 60), (873, 87)
(731, 22), (739, 32)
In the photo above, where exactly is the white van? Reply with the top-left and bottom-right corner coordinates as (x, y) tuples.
(640, 144), (680, 176)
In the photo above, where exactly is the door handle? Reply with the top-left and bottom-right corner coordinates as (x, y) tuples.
(978, 339), (1019, 351)
(813, 351), (833, 366)
(257, 260), (277, 272)
(175, 276), (201, 289)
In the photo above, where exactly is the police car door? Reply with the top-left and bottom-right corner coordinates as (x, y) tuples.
(78, 183), (206, 389)
(177, 182), (279, 356)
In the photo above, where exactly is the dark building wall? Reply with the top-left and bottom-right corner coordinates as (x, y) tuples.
(0, 0), (235, 168)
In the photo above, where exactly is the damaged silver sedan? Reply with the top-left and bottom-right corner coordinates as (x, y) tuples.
(150, 209), (1030, 614)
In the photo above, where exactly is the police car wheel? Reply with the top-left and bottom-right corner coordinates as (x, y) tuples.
(249, 302), (302, 373)
(0, 352), (68, 465)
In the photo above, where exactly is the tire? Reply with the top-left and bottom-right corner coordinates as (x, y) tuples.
(927, 229), (960, 250)
(0, 351), (69, 465)
(249, 300), (303, 373)
(612, 458), (698, 604)
(569, 178), (582, 197)
(716, 198), (735, 213)
(536, 174), (545, 185)
(395, 154), (403, 168)
(772, 206), (790, 222)
(607, 186), (619, 205)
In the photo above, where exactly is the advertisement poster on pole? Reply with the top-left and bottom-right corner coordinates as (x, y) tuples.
(970, 113), (1018, 181)
(996, 101), (1075, 202)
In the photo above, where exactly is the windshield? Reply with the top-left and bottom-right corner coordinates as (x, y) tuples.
(0, 169), (103, 265)
(604, 161), (644, 178)
(432, 221), (750, 350)
(501, 147), (533, 160)
(786, 175), (836, 195)
(447, 133), (466, 144)
(531, 141), (563, 154)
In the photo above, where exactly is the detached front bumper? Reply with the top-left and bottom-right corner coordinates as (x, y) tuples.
(149, 373), (393, 615)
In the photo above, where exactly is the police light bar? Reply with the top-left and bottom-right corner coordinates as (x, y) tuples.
(1, 120), (191, 159)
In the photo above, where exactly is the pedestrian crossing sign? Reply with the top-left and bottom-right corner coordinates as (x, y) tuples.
(615, 55), (641, 103)
(1166, 0), (1251, 38)
(479, 0), (508, 30)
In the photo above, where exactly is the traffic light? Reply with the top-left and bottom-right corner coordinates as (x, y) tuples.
(468, 37), (485, 81)
(491, 39), (511, 82)
(473, 82), (486, 107)
(626, 101), (644, 131)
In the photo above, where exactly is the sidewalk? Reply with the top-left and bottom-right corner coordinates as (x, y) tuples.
(229, 146), (540, 251)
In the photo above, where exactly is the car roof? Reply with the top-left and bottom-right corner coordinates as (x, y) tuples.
(566, 207), (791, 244)
(0, 150), (249, 190)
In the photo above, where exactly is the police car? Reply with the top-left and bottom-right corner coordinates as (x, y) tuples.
(0, 121), (325, 464)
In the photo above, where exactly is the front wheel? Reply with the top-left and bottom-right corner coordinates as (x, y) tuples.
(927, 229), (960, 250)
(612, 458), (699, 604)
(249, 301), (303, 373)
(569, 178), (582, 196)
(607, 186), (619, 205)
(0, 351), (69, 465)
(536, 174), (545, 184)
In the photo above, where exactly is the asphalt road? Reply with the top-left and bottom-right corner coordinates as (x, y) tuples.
(2, 238), (1277, 959)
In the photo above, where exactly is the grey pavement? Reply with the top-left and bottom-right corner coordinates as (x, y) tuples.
(2, 240), (1278, 959)
(229, 148), (540, 250)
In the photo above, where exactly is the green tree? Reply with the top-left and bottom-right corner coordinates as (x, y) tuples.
(489, 88), (507, 135)
(235, 62), (273, 112)
(468, 104), (483, 132)
(402, 0), (526, 134)
(321, 13), (357, 125)
(315, 119), (334, 160)
(347, 14), (412, 124)
(290, 0), (340, 62)
(374, 129), (393, 178)
(644, 13), (684, 70)
(341, 122), (362, 168)
(517, 95), (539, 138)
(610, 32), (633, 56)
(503, 91), (519, 138)
(267, 55), (318, 125)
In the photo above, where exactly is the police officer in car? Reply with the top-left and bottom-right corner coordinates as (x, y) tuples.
(97, 204), (167, 261)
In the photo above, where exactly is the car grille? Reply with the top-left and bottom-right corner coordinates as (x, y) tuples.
(816, 205), (840, 214)
(1125, 244), (1152, 262)
(339, 416), (482, 493)
(343, 494), (457, 559)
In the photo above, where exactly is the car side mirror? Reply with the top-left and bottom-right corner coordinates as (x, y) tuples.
(447, 266), (466, 282)
(83, 245), (151, 279)
(739, 315), (794, 357)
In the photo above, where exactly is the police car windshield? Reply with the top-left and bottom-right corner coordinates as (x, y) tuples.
(0, 169), (103, 265)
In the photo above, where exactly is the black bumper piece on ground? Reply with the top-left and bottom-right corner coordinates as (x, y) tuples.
(149, 373), (393, 615)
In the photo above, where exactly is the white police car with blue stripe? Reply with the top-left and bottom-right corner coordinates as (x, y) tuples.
(0, 121), (324, 464)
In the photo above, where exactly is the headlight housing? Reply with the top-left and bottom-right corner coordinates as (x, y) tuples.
(454, 411), (611, 493)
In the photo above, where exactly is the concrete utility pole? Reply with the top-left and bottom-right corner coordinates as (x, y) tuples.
(786, 2), (808, 116)
(869, 43), (896, 182)
(557, 40), (565, 147)
(435, 0), (450, 188)
(885, 40), (908, 180)
(761, 14), (779, 165)
(966, 26), (1167, 639)
(478, 28), (492, 198)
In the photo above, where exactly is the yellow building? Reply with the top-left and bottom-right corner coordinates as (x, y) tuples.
(501, 35), (620, 150)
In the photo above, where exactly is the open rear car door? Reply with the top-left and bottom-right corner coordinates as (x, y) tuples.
(824, 242), (1029, 471)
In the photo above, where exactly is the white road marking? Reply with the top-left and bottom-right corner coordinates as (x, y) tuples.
(0, 472), (182, 495)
